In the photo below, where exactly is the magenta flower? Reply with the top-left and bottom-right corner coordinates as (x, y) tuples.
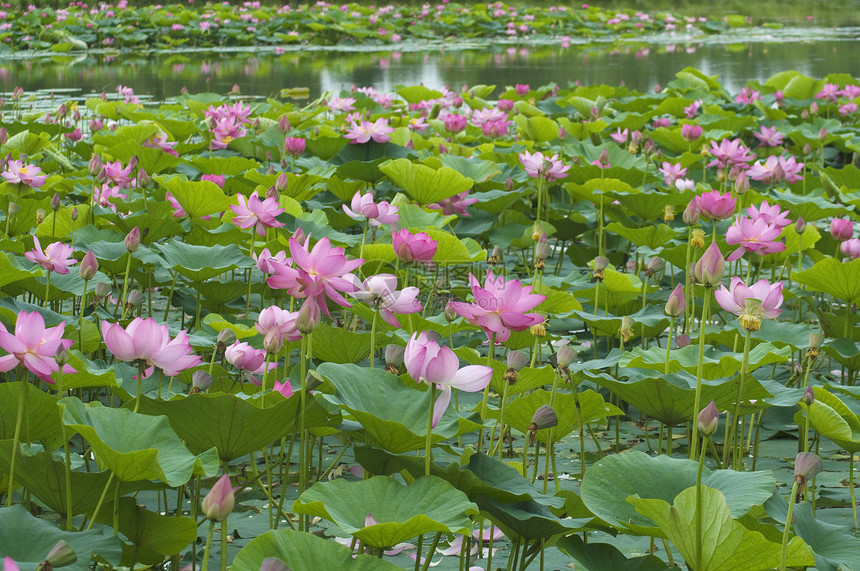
(480, 120), (510, 138)
(4, 557), (19, 571)
(342, 191), (399, 227)
(659, 161), (687, 186)
(351, 274), (422, 328)
(518, 150), (570, 182)
(839, 102), (859, 117)
(442, 113), (468, 133)
(344, 118), (394, 144)
(284, 136), (306, 157)
(684, 99), (702, 118)
(230, 191), (286, 236)
(747, 156), (787, 184)
(392, 229), (437, 262)
(427, 190), (478, 217)
(726, 216), (785, 262)
(746, 199), (791, 230)
(101, 317), (201, 377)
(840, 238), (860, 259)
(0, 311), (75, 383)
(734, 86), (760, 105)
(404, 331), (492, 426)
(253, 247), (290, 275)
(24, 236), (77, 274)
(273, 380), (294, 398)
(696, 190), (736, 221)
(255, 306), (302, 342)
(201, 174), (226, 188)
(266, 235), (364, 317)
(94, 183), (127, 212)
(694, 242), (726, 287)
(815, 83), (841, 103)
(609, 128), (629, 144)
(830, 218), (854, 241)
(101, 160), (134, 188)
(224, 340), (277, 385)
(707, 138), (755, 170)
(514, 84), (530, 96)
(681, 123), (702, 141)
(2, 160), (47, 187)
(714, 277), (783, 319)
(753, 126), (784, 147)
(449, 270), (546, 342)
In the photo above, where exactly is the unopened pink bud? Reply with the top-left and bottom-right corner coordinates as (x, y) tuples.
(79, 250), (98, 280)
(664, 284), (686, 317)
(201, 474), (236, 522)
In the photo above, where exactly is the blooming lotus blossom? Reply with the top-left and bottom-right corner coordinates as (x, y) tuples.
(696, 190), (736, 221)
(609, 128), (629, 144)
(344, 118), (394, 144)
(725, 216), (785, 261)
(327, 95), (356, 113)
(224, 341), (277, 385)
(442, 113), (468, 133)
(101, 160), (134, 188)
(428, 190), (478, 217)
(101, 317), (202, 377)
(2, 160), (47, 187)
(342, 191), (399, 227)
(715, 277), (783, 319)
(746, 199), (791, 230)
(267, 235), (364, 317)
(480, 120), (510, 138)
(351, 274), (422, 327)
(839, 102), (858, 117)
(815, 83), (841, 103)
(707, 138), (755, 170)
(747, 155), (804, 184)
(24, 236), (76, 274)
(471, 108), (508, 126)
(734, 86), (760, 105)
(449, 270), (546, 342)
(210, 116), (246, 150)
(230, 190), (285, 236)
(284, 136), (306, 157)
(753, 126), (784, 147)
(404, 331), (492, 426)
(684, 99), (702, 118)
(518, 150), (570, 182)
(659, 161), (687, 186)
(840, 238), (860, 259)
(392, 229), (437, 262)
(143, 132), (178, 156)
(273, 380), (294, 398)
(94, 183), (127, 211)
(840, 85), (860, 98)
(253, 247), (290, 274)
(0, 311), (75, 383)
(255, 306), (302, 342)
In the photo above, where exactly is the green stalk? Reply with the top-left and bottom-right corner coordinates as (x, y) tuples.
(425, 383), (436, 477)
(79, 278), (89, 349)
(299, 334), (308, 522)
(369, 311), (378, 368)
(695, 436), (708, 571)
(245, 232), (256, 318)
(779, 480), (800, 571)
(119, 253), (133, 320)
(726, 329), (753, 470)
(690, 291), (711, 460)
(477, 332), (497, 453)
(201, 520), (216, 571)
(5, 380), (27, 506)
(45, 272), (51, 308)
(664, 316), (675, 375)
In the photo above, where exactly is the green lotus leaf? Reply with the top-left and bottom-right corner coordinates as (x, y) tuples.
(0, 382), (63, 446)
(514, 115), (560, 142)
(397, 85), (443, 104)
(581, 451), (776, 536)
(710, 319), (819, 352)
(623, 341), (791, 380)
(556, 534), (669, 571)
(502, 389), (623, 444)
(59, 397), (220, 486)
(231, 529), (400, 570)
(437, 154), (501, 183)
(155, 239), (251, 282)
(572, 305), (668, 340)
(800, 388), (860, 452)
(316, 363), (484, 454)
(106, 140), (182, 174)
(476, 495), (586, 541)
(605, 222), (680, 250)
(293, 475), (478, 548)
(3, 130), (50, 157)
(310, 322), (393, 364)
(629, 486), (814, 571)
(380, 158), (473, 205)
(0, 251), (41, 288)
(60, 354), (119, 390)
(793, 257), (860, 304)
(131, 392), (340, 463)
(185, 155), (260, 177)
(823, 338), (860, 370)
(155, 175), (232, 218)
(0, 505), (122, 571)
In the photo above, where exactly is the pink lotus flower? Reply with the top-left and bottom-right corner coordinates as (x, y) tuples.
(449, 270), (546, 342)
(714, 277), (783, 319)
(442, 113), (468, 133)
(515, 84), (530, 96)
(428, 190), (478, 217)
(94, 183), (127, 212)
(696, 190), (736, 221)
(4, 557), (19, 571)
(404, 331), (492, 426)
(830, 218), (853, 241)
(659, 161), (687, 186)
(392, 229), (437, 262)
(267, 235), (364, 317)
(327, 95), (356, 113)
(684, 100), (702, 118)
(342, 191), (399, 227)
(201, 174), (226, 188)
(24, 236), (76, 274)
(815, 83), (841, 103)
(351, 274), (422, 327)
(230, 191), (286, 236)
(609, 128), (628, 144)
(101, 160), (134, 188)
(725, 216), (785, 261)
(747, 156), (793, 184)
(273, 380), (294, 398)
(746, 199), (791, 230)
(840, 238), (860, 259)
(2, 160), (46, 187)
(480, 119), (510, 138)
(518, 150), (570, 182)
(753, 126), (784, 147)
(734, 86), (760, 105)
(101, 318), (201, 377)
(344, 118), (394, 144)
(210, 116), (246, 150)
(0, 311), (75, 383)
(681, 123), (702, 141)
(839, 102), (858, 117)
(224, 341), (277, 385)
(255, 306), (302, 342)
(284, 136), (306, 157)
(707, 138), (755, 170)
(253, 247), (290, 274)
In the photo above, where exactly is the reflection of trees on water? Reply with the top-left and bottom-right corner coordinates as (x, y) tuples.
(1, 39), (858, 101)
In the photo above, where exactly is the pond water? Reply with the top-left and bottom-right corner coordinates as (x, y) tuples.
(2, 27), (859, 102)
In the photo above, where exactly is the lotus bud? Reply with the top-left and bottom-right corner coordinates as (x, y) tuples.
(528, 405), (558, 445)
(39, 540), (77, 570)
(192, 370), (212, 393)
(589, 106), (600, 121)
(79, 250), (98, 280)
(127, 289), (145, 308)
(263, 328), (284, 354)
(6, 202), (19, 216)
(275, 173), (289, 193)
(675, 334), (691, 348)
(136, 167), (151, 188)
(803, 142), (812, 155)
(217, 328), (236, 351)
(54, 346), (70, 368)
(830, 218), (853, 241)
(35, 209), (45, 224)
(127, 155), (138, 171)
(794, 452), (822, 485)
(94, 281), (111, 299)
(556, 345), (576, 367)
(619, 316), (634, 343)
(809, 102), (819, 115)
(507, 350), (528, 371)
(266, 186), (278, 201)
(697, 401), (719, 437)
(292, 226), (306, 246)
(643, 139), (656, 156)
(57, 103), (67, 119)
(278, 115), (291, 134)
(597, 148), (610, 168)
(444, 301), (458, 322)
(694, 242), (725, 287)
(818, 127), (827, 142)
(296, 300), (320, 334)
(50, 192), (61, 211)
(124, 226), (140, 252)
(734, 171), (749, 195)
(201, 474), (236, 522)
(69, 207), (78, 222)
(740, 297), (763, 331)
(265, 164), (274, 175)
(802, 385), (815, 406)
(89, 118), (103, 132)
(505, 177), (514, 191)
(558, 127), (567, 140)
(795, 217), (805, 233)
(260, 558), (290, 571)
(664, 284), (686, 317)
(0, 127), (7, 145)
(654, 83), (662, 93)
(683, 199), (700, 225)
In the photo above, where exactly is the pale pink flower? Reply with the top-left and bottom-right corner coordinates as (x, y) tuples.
(253, 247), (290, 274)
(255, 306), (302, 342)
(715, 277), (783, 319)
(404, 331), (492, 426)
(684, 99), (702, 118)
(428, 190), (478, 216)
(0, 311), (75, 383)
(101, 160), (134, 188)
(224, 340), (276, 385)
(815, 83), (841, 103)
(753, 126), (784, 147)
(518, 150), (570, 182)
(734, 86), (760, 105)
(681, 123), (702, 141)
(746, 199), (791, 229)
(449, 270), (546, 342)
(392, 229), (437, 262)
(342, 191), (399, 227)
(2, 160), (46, 187)
(480, 120), (510, 138)
(94, 183), (127, 211)
(725, 216), (785, 261)
(351, 273), (422, 327)
(24, 236), (76, 274)
(609, 128), (628, 144)
(839, 102), (858, 117)
(707, 138), (755, 169)
(830, 218), (853, 241)
(230, 190), (286, 236)
(201, 174), (226, 188)
(344, 118), (394, 144)
(839, 85), (860, 98)
(840, 238), (860, 259)
(101, 317), (202, 377)
(696, 190), (736, 221)
(659, 161), (687, 186)
(327, 95), (356, 113)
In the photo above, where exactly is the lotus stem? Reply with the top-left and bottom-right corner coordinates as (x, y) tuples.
(851, 454), (857, 529)
(245, 232), (256, 317)
(5, 379), (27, 506)
(201, 519), (216, 571)
(690, 290), (711, 460)
(369, 311), (377, 368)
(665, 316), (675, 375)
(696, 435), (708, 571)
(45, 271), (51, 308)
(726, 328), (753, 470)
(299, 334), (309, 529)
(420, 532), (442, 571)
(119, 253), (133, 320)
(779, 479), (800, 571)
(425, 383), (436, 477)
(79, 278), (89, 349)
(85, 473), (115, 531)
(478, 332), (497, 453)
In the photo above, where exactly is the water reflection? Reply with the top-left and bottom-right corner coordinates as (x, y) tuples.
(2, 34), (859, 102)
